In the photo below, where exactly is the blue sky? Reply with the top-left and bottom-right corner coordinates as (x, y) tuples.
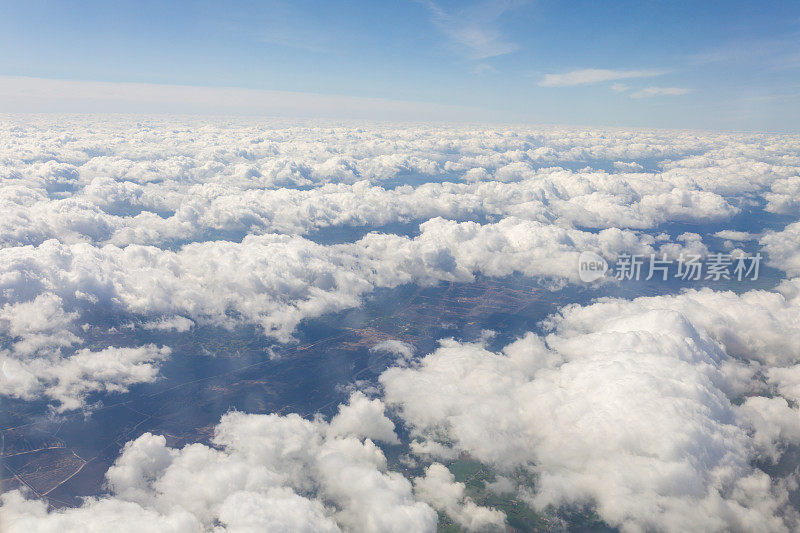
(1, 0), (799, 130)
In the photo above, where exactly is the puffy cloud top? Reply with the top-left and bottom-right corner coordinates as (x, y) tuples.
(2, 117), (800, 530)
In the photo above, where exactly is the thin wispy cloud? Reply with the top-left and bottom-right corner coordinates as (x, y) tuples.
(472, 63), (498, 75)
(421, 0), (525, 60)
(256, 27), (332, 53)
(220, 0), (335, 54)
(538, 68), (668, 87)
(0, 76), (490, 120)
(691, 35), (800, 71)
(629, 86), (691, 98)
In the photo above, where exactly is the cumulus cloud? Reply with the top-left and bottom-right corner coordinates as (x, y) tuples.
(0, 392), (440, 532)
(765, 177), (800, 215)
(0, 218), (656, 349)
(6, 277), (800, 529)
(0, 344), (170, 412)
(140, 316), (195, 333)
(371, 340), (414, 358)
(380, 281), (800, 531)
(713, 230), (758, 241)
(0, 112), (798, 473)
(0, 117), (798, 414)
(761, 222), (800, 277)
(414, 463), (506, 531)
(3, 118), (797, 252)
(612, 160), (643, 171)
(0, 293), (170, 410)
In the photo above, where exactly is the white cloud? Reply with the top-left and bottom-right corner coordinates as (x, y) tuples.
(0, 293), (170, 410)
(371, 340), (414, 358)
(6, 278), (800, 529)
(1, 344), (170, 412)
(0, 117), (798, 411)
(380, 281), (800, 531)
(0, 392), (440, 532)
(327, 391), (401, 444)
(4, 119), (796, 251)
(761, 222), (800, 277)
(765, 177), (800, 215)
(538, 68), (668, 87)
(630, 86), (692, 98)
(0, 219), (656, 348)
(2, 115), (800, 531)
(612, 160), (643, 171)
(421, 1), (522, 60)
(414, 463), (506, 531)
(713, 230), (758, 241)
(0, 77), (486, 120)
(0, 491), (202, 533)
(140, 316), (195, 333)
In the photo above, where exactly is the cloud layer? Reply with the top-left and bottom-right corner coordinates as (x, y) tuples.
(2, 117), (800, 530)
(0, 117), (798, 410)
(381, 281), (800, 531)
(7, 280), (800, 530)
